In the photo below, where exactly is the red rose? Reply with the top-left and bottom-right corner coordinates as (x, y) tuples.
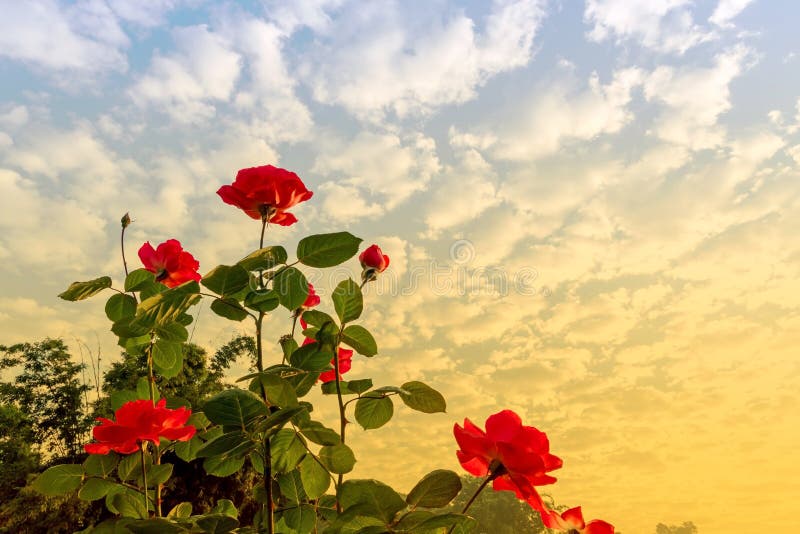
(85, 399), (196, 455)
(359, 244), (390, 281)
(217, 165), (313, 225)
(302, 283), (321, 309)
(540, 506), (615, 534)
(454, 409), (562, 512)
(138, 239), (201, 288)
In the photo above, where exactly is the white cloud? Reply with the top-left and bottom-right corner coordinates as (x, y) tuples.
(490, 67), (643, 160)
(644, 45), (753, 149)
(709, 0), (756, 28)
(299, 0), (545, 119)
(108, 0), (185, 27)
(0, 0), (129, 73)
(584, 0), (713, 54)
(313, 131), (440, 215)
(423, 148), (499, 235)
(316, 183), (384, 222)
(130, 25), (241, 122)
(263, 0), (344, 34)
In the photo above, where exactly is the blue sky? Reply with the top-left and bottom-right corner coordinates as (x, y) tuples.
(1, 1), (800, 532)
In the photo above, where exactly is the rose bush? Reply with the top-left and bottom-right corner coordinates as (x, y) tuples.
(37, 164), (615, 533)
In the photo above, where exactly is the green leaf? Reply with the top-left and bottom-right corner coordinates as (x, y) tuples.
(153, 340), (183, 378)
(290, 343), (335, 372)
(416, 513), (477, 533)
(248, 373), (298, 407)
(339, 479), (405, 524)
(132, 285), (201, 329)
(174, 436), (204, 462)
(112, 316), (151, 339)
(140, 281), (166, 300)
(203, 389), (267, 429)
(32, 464), (83, 495)
(196, 514), (239, 533)
(136, 377), (159, 401)
(332, 279), (363, 323)
(301, 309), (337, 328)
(298, 455), (330, 499)
(286, 371), (319, 399)
(341, 325), (377, 356)
(105, 293), (137, 322)
(398, 381), (447, 414)
(110, 389), (138, 411)
(210, 297), (249, 321)
(318, 443), (355, 474)
(78, 477), (118, 501)
(273, 267), (309, 310)
(83, 453), (118, 477)
(270, 429), (307, 474)
(406, 470), (462, 508)
(296, 232), (362, 268)
(255, 406), (307, 434)
(125, 269), (155, 291)
(243, 290), (279, 312)
(283, 503), (316, 533)
(201, 264), (251, 297)
(110, 491), (148, 519)
(117, 453), (149, 482)
(320, 379), (373, 396)
(154, 321), (189, 342)
(144, 464), (173, 487)
(211, 499), (238, 518)
(299, 421), (340, 446)
(126, 518), (187, 534)
(354, 396), (394, 430)
(59, 276), (112, 301)
(167, 502), (193, 519)
(237, 246), (288, 271)
(278, 470), (306, 504)
(196, 431), (254, 459)
(203, 456), (245, 477)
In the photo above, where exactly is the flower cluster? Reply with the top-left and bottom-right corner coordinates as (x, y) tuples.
(455, 409), (613, 532)
(86, 399), (196, 455)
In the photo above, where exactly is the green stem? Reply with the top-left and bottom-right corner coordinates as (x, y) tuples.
(254, 312), (274, 534)
(144, 335), (162, 517)
(140, 444), (149, 516)
(446, 473), (493, 534)
(333, 324), (347, 512)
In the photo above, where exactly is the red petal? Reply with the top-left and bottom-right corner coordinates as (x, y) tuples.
(456, 451), (489, 476)
(584, 520), (615, 534)
(485, 409), (523, 443)
(138, 242), (158, 272)
(562, 507), (585, 528)
(85, 443), (111, 454)
(270, 211), (298, 226)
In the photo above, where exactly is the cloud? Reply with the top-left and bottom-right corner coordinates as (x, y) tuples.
(644, 45), (753, 149)
(0, 0), (129, 73)
(130, 25), (241, 122)
(313, 131), (440, 216)
(709, 0), (756, 28)
(298, 0), (546, 119)
(107, 0), (186, 27)
(488, 67), (643, 160)
(584, 0), (713, 54)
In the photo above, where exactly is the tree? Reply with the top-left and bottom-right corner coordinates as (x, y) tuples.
(0, 339), (92, 457)
(0, 404), (38, 501)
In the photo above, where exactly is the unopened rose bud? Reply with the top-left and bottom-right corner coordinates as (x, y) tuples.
(121, 212), (131, 228)
(358, 244), (390, 282)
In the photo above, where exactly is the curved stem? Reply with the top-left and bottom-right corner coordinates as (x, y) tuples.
(120, 218), (137, 303)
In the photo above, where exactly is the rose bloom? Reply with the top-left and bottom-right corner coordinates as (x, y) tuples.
(359, 244), (390, 281)
(302, 283), (321, 309)
(454, 409), (562, 511)
(300, 317), (353, 383)
(85, 399), (196, 455)
(540, 506), (615, 534)
(138, 239), (201, 288)
(217, 165), (313, 225)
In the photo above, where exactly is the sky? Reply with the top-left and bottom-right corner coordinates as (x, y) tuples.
(1, 0), (799, 532)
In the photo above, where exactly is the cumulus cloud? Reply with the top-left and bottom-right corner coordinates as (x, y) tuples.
(298, 0), (546, 119)
(0, 0), (129, 74)
(488, 67), (643, 160)
(584, 0), (713, 54)
(130, 25), (241, 122)
(709, 0), (756, 28)
(644, 45), (754, 149)
(313, 131), (440, 216)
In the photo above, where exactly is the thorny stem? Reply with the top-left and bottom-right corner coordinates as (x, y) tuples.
(333, 325), (347, 512)
(144, 334), (163, 517)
